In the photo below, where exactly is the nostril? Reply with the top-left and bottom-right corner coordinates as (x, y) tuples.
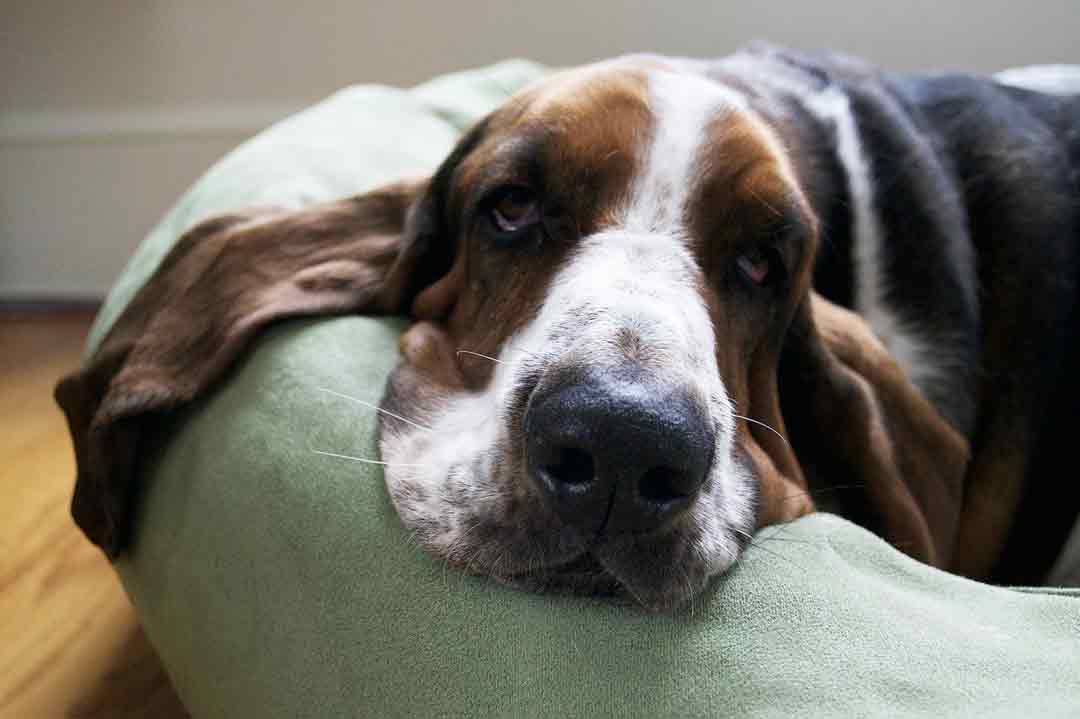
(525, 368), (714, 533)
(639, 466), (693, 505)
(543, 447), (595, 488)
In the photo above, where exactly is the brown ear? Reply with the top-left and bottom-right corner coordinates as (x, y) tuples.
(744, 349), (814, 528)
(771, 292), (970, 567)
(55, 176), (444, 557)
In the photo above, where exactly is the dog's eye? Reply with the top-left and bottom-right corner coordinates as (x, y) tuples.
(736, 247), (781, 288)
(488, 186), (540, 234)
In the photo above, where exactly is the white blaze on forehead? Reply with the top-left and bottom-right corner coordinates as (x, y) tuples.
(516, 232), (720, 376)
(620, 69), (748, 235)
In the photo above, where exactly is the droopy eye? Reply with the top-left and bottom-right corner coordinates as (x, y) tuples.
(736, 246), (780, 288)
(488, 185), (540, 234)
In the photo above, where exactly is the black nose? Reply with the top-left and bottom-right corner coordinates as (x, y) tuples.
(524, 367), (714, 535)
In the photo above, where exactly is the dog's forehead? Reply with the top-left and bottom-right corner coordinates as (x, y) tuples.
(452, 62), (656, 199)
(470, 61), (796, 235)
(513, 60), (654, 117)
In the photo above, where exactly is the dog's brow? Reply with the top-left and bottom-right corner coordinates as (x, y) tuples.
(466, 131), (550, 198)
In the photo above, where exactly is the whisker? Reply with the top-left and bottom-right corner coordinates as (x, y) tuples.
(317, 386), (433, 433)
(620, 579), (650, 612)
(733, 527), (755, 544)
(746, 540), (808, 574)
(507, 343), (542, 360)
(778, 482), (866, 503)
(746, 184), (784, 218)
(491, 548), (512, 584)
(755, 522), (821, 548)
(460, 343), (543, 362)
(456, 349), (504, 364)
(680, 564), (696, 620)
(446, 519), (483, 564)
(756, 536), (818, 547)
(733, 414), (789, 446)
(444, 519), (483, 588)
(311, 449), (432, 468)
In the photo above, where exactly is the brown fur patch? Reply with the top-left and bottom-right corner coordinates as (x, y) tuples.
(434, 65), (657, 387)
(684, 108), (821, 528)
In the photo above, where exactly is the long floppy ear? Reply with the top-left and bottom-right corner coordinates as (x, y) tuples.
(55, 175), (450, 557)
(772, 292), (970, 567)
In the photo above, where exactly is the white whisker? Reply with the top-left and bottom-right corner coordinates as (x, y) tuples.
(311, 449), (432, 468)
(456, 349), (504, 364)
(734, 413), (789, 446)
(506, 342), (542, 359)
(317, 386), (432, 432)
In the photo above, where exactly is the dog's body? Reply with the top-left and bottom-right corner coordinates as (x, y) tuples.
(58, 47), (1080, 611)
(713, 47), (1080, 585)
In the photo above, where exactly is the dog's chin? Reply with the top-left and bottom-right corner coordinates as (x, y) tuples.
(490, 542), (727, 614)
(496, 553), (624, 598)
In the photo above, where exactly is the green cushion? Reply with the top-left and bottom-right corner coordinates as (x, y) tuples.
(101, 61), (1080, 718)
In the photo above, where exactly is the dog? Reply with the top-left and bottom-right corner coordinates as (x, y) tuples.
(57, 46), (1080, 611)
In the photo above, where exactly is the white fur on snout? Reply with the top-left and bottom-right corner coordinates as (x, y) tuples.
(508, 230), (753, 575)
(380, 390), (505, 554)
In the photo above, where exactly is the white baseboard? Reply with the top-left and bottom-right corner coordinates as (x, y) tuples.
(0, 103), (305, 146)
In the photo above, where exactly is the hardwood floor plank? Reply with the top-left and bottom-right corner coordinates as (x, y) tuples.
(0, 313), (188, 719)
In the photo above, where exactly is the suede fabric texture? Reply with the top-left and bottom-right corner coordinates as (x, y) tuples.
(93, 61), (1080, 718)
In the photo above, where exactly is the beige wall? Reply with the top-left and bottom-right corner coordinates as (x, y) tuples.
(3, 0), (1078, 298)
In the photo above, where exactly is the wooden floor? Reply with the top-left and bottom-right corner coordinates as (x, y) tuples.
(0, 310), (188, 719)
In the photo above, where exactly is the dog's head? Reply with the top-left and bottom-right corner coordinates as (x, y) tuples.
(363, 58), (967, 610)
(60, 57), (968, 609)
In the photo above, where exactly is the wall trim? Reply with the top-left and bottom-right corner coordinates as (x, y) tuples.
(0, 298), (102, 316)
(0, 102), (309, 146)
(0, 284), (113, 301)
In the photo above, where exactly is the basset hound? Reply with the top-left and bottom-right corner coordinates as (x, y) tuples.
(57, 46), (1080, 611)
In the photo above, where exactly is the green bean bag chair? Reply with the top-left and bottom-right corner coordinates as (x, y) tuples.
(94, 60), (1080, 718)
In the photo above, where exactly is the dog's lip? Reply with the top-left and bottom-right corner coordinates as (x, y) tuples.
(509, 551), (607, 579)
(501, 551), (623, 595)
(499, 524), (681, 591)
